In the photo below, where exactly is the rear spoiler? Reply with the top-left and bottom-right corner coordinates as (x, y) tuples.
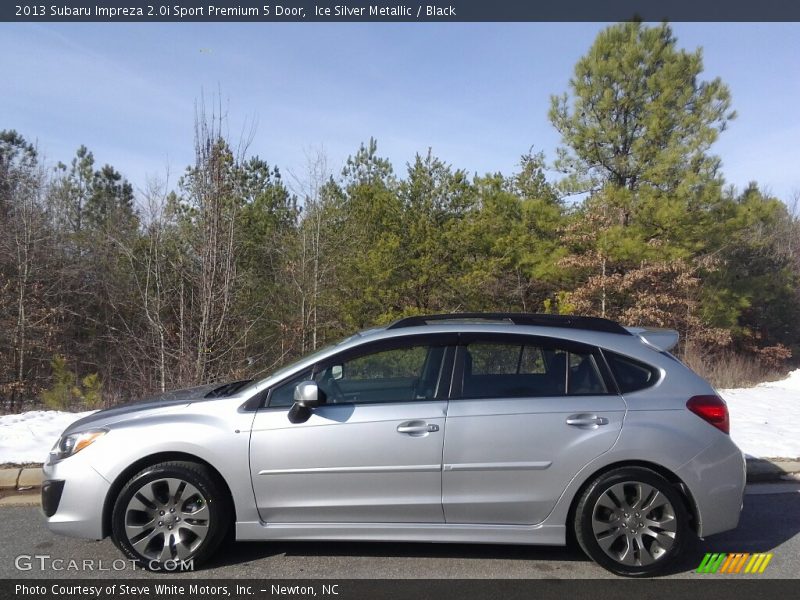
(625, 327), (679, 352)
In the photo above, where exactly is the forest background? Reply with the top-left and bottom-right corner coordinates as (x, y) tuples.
(2, 21), (798, 411)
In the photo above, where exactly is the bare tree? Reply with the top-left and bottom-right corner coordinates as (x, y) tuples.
(112, 174), (173, 393)
(0, 134), (63, 411)
(183, 95), (252, 382)
(288, 147), (339, 352)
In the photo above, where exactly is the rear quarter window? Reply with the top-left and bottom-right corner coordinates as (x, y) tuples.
(604, 351), (660, 393)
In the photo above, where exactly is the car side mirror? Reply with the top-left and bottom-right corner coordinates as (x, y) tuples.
(293, 381), (326, 408)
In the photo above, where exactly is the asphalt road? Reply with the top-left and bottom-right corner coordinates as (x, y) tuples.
(0, 483), (798, 579)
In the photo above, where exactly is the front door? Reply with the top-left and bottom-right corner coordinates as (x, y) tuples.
(249, 335), (455, 524)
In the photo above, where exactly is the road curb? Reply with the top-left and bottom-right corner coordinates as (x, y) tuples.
(745, 458), (800, 482)
(0, 466), (42, 492)
(0, 458), (798, 501)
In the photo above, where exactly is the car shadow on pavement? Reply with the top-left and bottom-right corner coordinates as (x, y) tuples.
(669, 487), (800, 576)
(205, 540), (589, 570)
(203, 487), (800, 577)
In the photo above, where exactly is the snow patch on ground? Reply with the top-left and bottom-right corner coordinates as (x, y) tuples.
(720, 370), (800, 459)
(0, 410), (95, 465)
(0, 369), (798, 464)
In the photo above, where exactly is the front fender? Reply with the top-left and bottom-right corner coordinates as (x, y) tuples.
(83, 404), (259, 529)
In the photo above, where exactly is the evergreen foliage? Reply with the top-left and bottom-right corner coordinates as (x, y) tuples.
(2, 22), (798, 408)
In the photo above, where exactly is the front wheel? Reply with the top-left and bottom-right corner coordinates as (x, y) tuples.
(111, 461), (230, 570)
(574, 467), (690, 577)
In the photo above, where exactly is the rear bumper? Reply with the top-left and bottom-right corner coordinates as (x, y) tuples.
(675, 435), (746, 537)
(41, 456), (110, 540)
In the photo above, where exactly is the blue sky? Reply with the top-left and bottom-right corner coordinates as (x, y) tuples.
(2, 22), (799, 201)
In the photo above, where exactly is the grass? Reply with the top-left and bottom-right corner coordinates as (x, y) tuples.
(682, 346), (789, 389)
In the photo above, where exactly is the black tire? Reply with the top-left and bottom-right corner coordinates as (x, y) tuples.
(574, 466), (689, 577)
(111, 461), (231, 571)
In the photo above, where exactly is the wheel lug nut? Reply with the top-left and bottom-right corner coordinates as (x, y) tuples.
(160, 510), (165, 515)
(158, 521), (163, 526)
(168, 526), (172, 530)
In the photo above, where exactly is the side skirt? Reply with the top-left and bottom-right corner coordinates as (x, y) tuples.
(235, 521), (566, 546)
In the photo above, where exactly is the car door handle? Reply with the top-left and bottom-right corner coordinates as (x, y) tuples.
(397, 421), (439, 434)
(566, 414), (609, 428)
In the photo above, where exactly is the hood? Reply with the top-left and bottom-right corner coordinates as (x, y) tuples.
(62, 380), (251, 435)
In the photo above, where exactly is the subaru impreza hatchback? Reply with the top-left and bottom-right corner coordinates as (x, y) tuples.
(42, 313), (745, 576)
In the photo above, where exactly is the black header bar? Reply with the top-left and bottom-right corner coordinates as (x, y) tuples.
(4, 1), (800, 22)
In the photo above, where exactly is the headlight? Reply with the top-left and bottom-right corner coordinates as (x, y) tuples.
(50, 429), (107, 462)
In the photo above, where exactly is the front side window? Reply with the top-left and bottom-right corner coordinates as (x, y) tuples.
(268, 370), (313, 408)
(343, 346), (428, 380)
(461, 340), (607, 399)
(317, 344), (445, 404)
(268, 342), (448, 407)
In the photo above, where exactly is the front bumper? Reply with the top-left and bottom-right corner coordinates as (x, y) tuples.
(675, 435), (746, 537)
(41, 455), (111, 540)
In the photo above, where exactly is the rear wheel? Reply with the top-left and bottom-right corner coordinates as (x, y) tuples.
(574, 467), (689, 576)
(111, 461), (230, 571)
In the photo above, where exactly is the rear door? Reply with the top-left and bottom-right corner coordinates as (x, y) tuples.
(442, 333), (626, 525)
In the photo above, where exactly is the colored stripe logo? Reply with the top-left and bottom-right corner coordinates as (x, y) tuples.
(697, 553), (773, 574)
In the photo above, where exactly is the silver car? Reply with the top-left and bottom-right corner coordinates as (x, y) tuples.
(41, 313), (745, 576)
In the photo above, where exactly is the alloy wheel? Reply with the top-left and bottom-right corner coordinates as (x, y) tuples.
(123, 477), (210, 563)
(591, 480), (678, 567)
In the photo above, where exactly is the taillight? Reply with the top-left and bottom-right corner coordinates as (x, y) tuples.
(686, 395), (730, 434)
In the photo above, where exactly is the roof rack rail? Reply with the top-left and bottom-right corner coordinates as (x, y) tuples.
(386, 312), (631, 335)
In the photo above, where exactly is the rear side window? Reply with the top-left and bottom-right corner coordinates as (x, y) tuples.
(567, 351), (607, 395)
(605, 351), (660, 393)
(461, 342), (607, 398)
